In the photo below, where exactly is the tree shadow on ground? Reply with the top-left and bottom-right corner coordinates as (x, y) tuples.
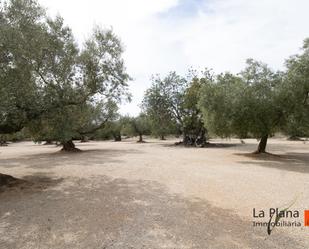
(0, 175), (305, 249)
(0, 148), (141, 170)
(235, 152), (309, 173)
(0, 172), (64, 194)
(161, 142), (240, 149)
(0, 173), (25, 189)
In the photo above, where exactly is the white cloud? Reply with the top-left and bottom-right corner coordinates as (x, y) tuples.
(38, 0), (309, 115)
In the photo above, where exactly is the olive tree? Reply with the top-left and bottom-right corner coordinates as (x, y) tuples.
(130, 114), (151, 143)
(0, 0), (130, 151)
(181, 72), (209, 146)
(143, 71), (208, 146)
(199, 60), (284, 153)
(142, 77), (177, 140)
(0, 0), (46, 134)
(281, 39), (309, 138)
(93, 116), (131, 142)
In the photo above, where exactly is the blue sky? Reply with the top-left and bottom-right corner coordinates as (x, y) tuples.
(158, 0), (205, 19)
(38, 0), (309, 115)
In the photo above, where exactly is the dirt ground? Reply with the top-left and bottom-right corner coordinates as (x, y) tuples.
(0, 138), (308, 249)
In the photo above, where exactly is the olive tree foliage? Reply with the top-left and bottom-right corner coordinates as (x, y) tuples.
(199, 59), (284, 153)
(181, 71), (209, 146)
(280, 39), (309, 138)
(117, 114), (150, 142)
(94, 115), (132, 141)
(30, 100), (119, 144)
(142, 71), (208, 146)
(198, 73), (243, 138)
(0, 0), (130, 151)
(0, 0), (45, 134)
(142, 76), (177, 140)
(129, 114), (151, 143)
(98, 119), (123, 141)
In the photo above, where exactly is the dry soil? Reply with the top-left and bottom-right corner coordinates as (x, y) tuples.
(0, 138), (308, 249)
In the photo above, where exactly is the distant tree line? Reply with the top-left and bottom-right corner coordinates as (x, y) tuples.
(141, 47), (309, 153)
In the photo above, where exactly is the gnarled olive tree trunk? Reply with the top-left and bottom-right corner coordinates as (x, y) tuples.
(137, 134), (143, 143)
(254, 134), (268, 154)
(0, 140), (8, 146)
(80, 136), (89, 143)
(61, 140), (81, 152)
(43, 140), (54, 145)
(181, 127), (207, 147)
(113, 133), (121, 141)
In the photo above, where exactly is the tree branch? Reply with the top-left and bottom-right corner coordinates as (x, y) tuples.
(78, 118), (110, 135)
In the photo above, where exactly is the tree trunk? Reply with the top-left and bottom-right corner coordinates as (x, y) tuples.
(80, 136), (89, 143)
(43, 140), (53, 145)
(255, 134), (268, 154)
(113, 134), (121, 141)
(180, 128), (207, 147)
(61, 140), (81, 152)
(160, 135), (166, 140)
(0, 140), (8, 146)
(137, 134), (143, 143)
